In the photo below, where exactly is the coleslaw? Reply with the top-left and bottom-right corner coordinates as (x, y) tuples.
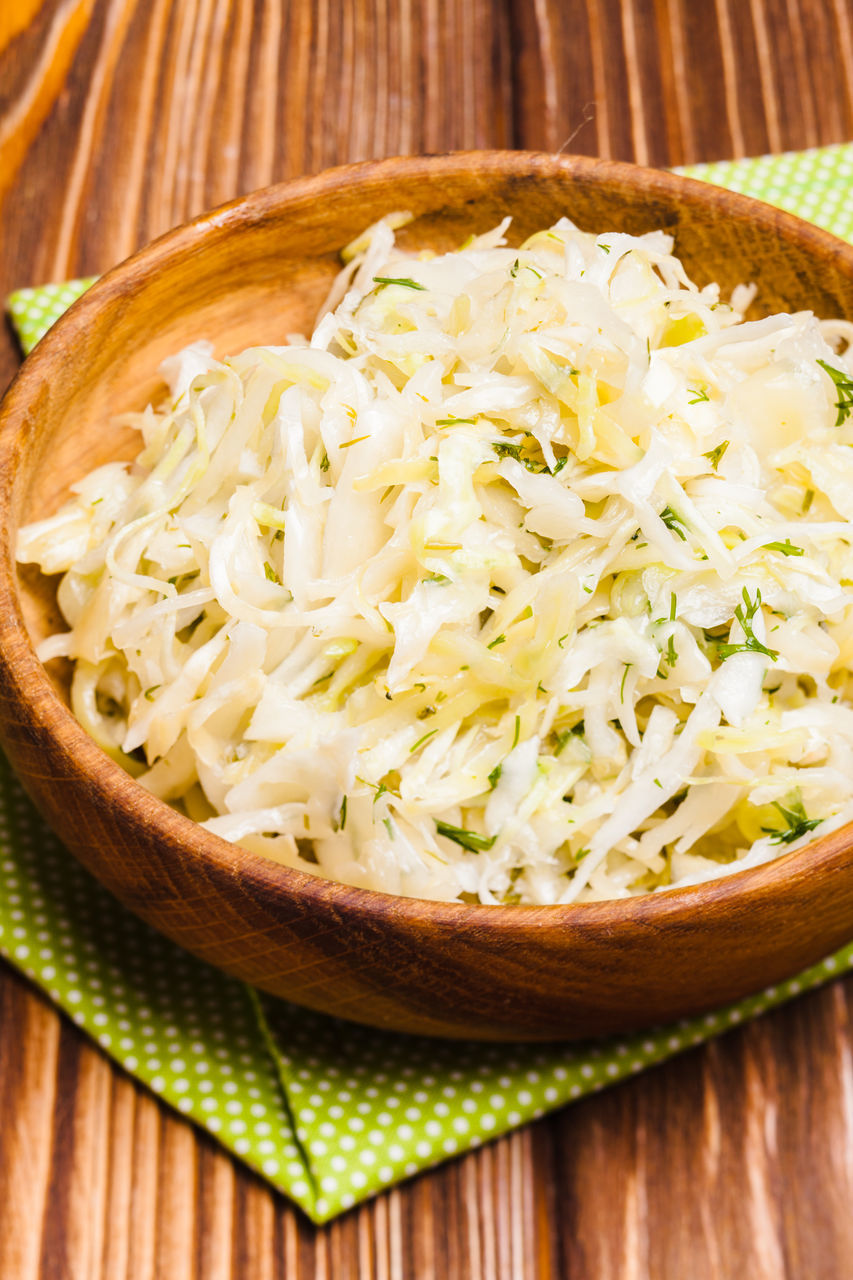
(18, 215), (853, 903)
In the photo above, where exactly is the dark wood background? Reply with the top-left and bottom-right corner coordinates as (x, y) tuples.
(3, 1), (853, 1276)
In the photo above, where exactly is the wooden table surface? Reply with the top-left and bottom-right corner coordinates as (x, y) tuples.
(3, 2), (853, 1276)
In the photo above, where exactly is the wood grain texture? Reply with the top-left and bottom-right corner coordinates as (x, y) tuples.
(3, 0), (853, 1274)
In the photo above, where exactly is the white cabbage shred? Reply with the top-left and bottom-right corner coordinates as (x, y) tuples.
(19, 216), (853, 903)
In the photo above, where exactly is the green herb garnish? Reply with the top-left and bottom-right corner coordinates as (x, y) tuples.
(762, 795), (822, 845)
(319, 451), (330, 472)
(687, 387), (710, 404)
(373, 276), (426, 291)
(716, 587), (779, 661)
(434, 820), (496, 853)
(492, 439), (552, 473)
(620, 663), (632, 702)
(762, 539), (804, 557)
(663, 595), (678, 667)
(487, 634), (506, 649)
(660, 506), (688, 540)
(817, 358), (853, 425)
(703, 440), (729, 470)
(492, 441), (523, 461)
(410, 729), (438, 753)
(488, 763), (502, 789)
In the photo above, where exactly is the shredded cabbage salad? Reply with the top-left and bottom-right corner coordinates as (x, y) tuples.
(19, 215), (853, 903)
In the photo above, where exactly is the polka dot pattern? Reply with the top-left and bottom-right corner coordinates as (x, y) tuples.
(8, 278), (97, 353)
(680, 143), (853, 243)
(6, 144), (853, 1225)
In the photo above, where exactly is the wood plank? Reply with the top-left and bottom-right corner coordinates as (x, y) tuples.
(3, 1), (853, 1276)
(0, 976), (60, 1280)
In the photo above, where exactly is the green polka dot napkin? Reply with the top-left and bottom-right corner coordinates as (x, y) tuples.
(6, 143), (853, 1224)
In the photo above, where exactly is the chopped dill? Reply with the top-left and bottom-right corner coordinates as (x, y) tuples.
(660, 506), (688, 540)
(716, 587), (779, 662)
(817, 358), (853, 425)
(762, 795), (822, 845)
(762, 539), (804, 557)
(703, 440), (729, 470)
(373, 276), (426, 291)
(492, 440), (523, 461)
(434, 820), (496, 853)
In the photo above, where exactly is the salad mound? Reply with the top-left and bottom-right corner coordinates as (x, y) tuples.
(18, 216), (853, 904)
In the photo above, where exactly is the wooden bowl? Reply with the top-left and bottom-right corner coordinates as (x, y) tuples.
(3, 152), (853, 1042)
